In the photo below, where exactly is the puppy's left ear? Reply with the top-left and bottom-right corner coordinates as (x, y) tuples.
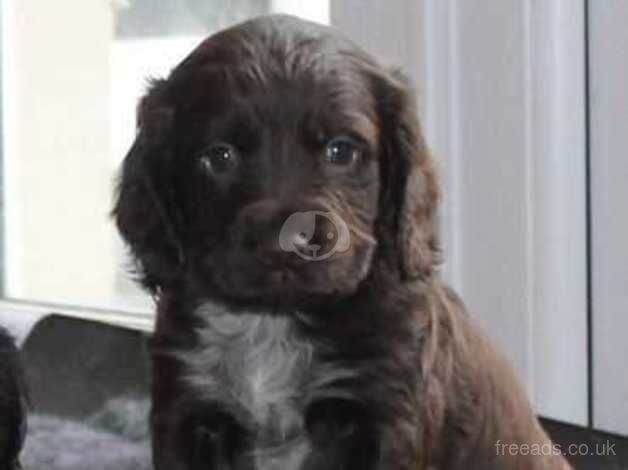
(376, 70), (441, 281)
(112, 78), (184, 294)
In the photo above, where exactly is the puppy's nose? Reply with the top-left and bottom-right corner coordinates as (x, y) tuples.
(234, 199), (335, 263)
(235, 200), (294, 259)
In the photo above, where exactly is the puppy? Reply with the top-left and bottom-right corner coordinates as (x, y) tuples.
(114, 14), (571, 470)
(0, 327), (26, 469)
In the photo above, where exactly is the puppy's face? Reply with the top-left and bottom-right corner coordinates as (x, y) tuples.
(114, 15), (440, 309)
(176, 62), (379, 307)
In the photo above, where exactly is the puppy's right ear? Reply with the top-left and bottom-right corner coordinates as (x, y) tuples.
(374, 69), (441, 281)
(113, 79), (184, 294)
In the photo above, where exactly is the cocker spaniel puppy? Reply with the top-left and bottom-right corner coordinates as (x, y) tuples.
(0, 327), (26, 470)
(114, 14), (571, 470)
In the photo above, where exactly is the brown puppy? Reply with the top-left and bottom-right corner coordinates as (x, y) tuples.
(114, 14), (571, 470)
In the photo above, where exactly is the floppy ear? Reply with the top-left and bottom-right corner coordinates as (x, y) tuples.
(377, 70), (441, 281)
(112, 79), (184, 294)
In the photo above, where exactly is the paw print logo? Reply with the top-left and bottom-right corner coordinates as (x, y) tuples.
(279, 211), (350, 261)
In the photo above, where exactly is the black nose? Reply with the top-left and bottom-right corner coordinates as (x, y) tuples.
(234, 200), (339, 263)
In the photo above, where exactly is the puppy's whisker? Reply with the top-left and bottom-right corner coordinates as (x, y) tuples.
(347, 224), (377, 246)
(313, 191), (376, 247)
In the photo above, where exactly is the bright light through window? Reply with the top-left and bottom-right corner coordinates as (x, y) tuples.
(0, 0), (328, 313)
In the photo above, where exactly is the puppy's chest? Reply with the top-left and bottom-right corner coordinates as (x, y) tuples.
(182, 304), (322, 436)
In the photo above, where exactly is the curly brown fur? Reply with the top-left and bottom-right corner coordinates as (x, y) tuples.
(114, 14), (571, 470)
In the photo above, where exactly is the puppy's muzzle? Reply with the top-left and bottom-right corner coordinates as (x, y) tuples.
(233, 199), (346, 265)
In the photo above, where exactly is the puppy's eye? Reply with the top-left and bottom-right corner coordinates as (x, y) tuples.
(325, 136), (361, 167)
(199, 143), (238, 175)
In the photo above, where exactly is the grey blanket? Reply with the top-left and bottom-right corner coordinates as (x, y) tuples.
(21, 399), (152, 470)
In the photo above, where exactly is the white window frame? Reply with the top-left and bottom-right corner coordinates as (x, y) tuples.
(589, 0), (628, 437)
(420, 0), (588, 427)
(333, 0), (588, 426)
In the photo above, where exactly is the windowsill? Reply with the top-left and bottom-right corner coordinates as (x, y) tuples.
(0, 298), (154, 338)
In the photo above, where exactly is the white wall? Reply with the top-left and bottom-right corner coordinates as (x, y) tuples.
(589, 0), (628, 437)
(2, 0), (117, 306)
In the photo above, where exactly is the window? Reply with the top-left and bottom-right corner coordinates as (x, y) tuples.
(0, 0), (328, 320)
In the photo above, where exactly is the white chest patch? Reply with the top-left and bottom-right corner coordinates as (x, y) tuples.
(180, 303), (314, 438)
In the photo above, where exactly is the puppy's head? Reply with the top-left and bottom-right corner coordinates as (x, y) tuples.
(114, 15), (439, 309)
